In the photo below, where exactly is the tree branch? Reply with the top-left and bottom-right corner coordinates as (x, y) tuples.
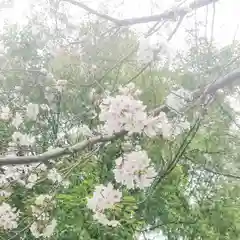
(203, 167), (240, 180)
(143, 220), (197, 232)
(152, 68), (240, 116)
(203, 68), (240, 95)
(62, 0), (219, 26)
(0, 131), (125, 166)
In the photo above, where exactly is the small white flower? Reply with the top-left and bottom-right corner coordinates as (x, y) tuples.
(26, 103), (39, 121)
(12, 132), (35, 146)
(113, 151), (157, 189)
(0, 190), (11, 197)
(30, 222), (41, 238)
(43, 218), (57, 237)
(62, 180), (71, 188)
(87, 183), (122, 213)
(137, 37), (154, 63)
(35, 194), (52, 206)
(40, 104), (50, 111)
(30, 217), (57, 238)
(0, 106), (11, 120)
(93, 212), (120, 227)
(25, 174), (38, 189)
(12, 112), (23, 128)
(55, 79), (67, 92)
(47, 168), (62, 183)
(40, 68), (47, 74)
(69, 125), (93, 142)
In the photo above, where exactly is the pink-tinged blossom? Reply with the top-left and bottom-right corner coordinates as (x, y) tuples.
(87, 183), (122, 213)
(93, 212), (120, 227)
(99, 94), (147, 135)
(113, 150), (157, 189)
(87, 183), (122, 227)
(0, 202), (20, 230)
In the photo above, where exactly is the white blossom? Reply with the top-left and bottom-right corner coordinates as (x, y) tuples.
(137, 37), (154, 63)
(12, 112), (23, 128)
(166, 88), (192, 112)
(93, 212), (120, 227)
(35, 194), (53, 206)
(0, 106), (11, 120)
(43, 218), (57, 237)
(99, 94), (147, 135)
(0, 163), (46, 190)
(12, 131), (35, 146)
(118, 83), (142, 97)
(0, 190), (12, 197)
(40, 104), (50, 111)
(69, 125), (93, 142)
(87, 183), (122, 227)
(26, 174), (39, 189)
(55, 79), (67, 92)
(40, 68), (48, 74)
(113, 150), (157, 189)
(47, 168), (63, 184)
(26, 103), (39, 121)
(87, 183), (122, 213)
(0, 202), (20, 230)
(30, 222), (42, 238)
(30, 218), (57, 238)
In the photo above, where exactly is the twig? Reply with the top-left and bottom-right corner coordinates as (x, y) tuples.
(203, 167), (240, 180)
(62, 0), (219, 26)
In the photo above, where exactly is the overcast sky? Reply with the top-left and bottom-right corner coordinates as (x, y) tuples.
(1, 0), (239, 52)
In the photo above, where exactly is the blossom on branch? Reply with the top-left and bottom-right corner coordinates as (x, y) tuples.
(87, 183), (122, 226)
(26, 103), (39, 121)
(113, 150), (157, 189)
(0, 106), (11, 120)
(0, 202), (20, 230)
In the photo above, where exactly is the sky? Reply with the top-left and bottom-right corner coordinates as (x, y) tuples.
(0, 0), (240, 51)
(0, 0), (239, 239)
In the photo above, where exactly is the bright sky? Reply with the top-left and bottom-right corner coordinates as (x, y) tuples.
(0, 0), (240, 51)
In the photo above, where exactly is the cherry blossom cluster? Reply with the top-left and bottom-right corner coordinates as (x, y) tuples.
(113, 150), (157, 189)
(86, 83), (192, 227)
(0, 102), (40, 125)
(87, 183), (122, 227)
(99, 83), (190, 139)
(0, 81), (71, 237)
(0, 163), (47, 198)
(47, 168), (70, 188)
(0, 202), (20, 230)
(30, 194), (57, 238)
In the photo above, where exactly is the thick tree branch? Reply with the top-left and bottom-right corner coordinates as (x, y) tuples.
(0, 131), (125, 166)
(62, 0), (219, 26)
(203, 68), (240, 95)
(152, 68), (240, 116)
